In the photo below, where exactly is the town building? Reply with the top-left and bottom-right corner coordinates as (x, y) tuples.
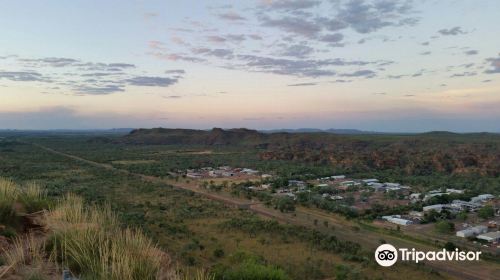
(382, 215), (413, 226)
(456, 225), (488, 238)
(476, 231), (500, 243)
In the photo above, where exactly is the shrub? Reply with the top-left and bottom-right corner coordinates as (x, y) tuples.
(435, 221), (455, 234)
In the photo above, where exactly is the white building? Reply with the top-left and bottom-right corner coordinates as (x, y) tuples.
(447, 188), (464, 194)
(362, 179), (379, 184)
(423, 204), (445, 212)
(476, 231), (500, 243)
(410, 193), (422, 201)
(186, 173), (202, 179)
(382, 215), (413, 226)
(456, 225), (488, 238)
(471, 194), (495, 203)
(331, 175), (346, 180)
(450, 200), (481, 212)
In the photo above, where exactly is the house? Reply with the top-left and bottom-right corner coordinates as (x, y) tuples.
(423, 204), (445, 212)
(471, 194), (495, 203)
(382, 215), (413, 226)
(368, 183), (385, 191)
(288, 180), (306, 187)
(261, 184), (271, 190)
(331, 175), (346, 180)
(408, 211), (424, 219)
(241, 168), (259, 175)
(456, 225), (488, 238)
(476, 231), (500, 243)
(450, 200), (481, 212)
(186, 172), (202, 179)
(222, 171), (235, 177)
(209, 170), (224, 177)
(317, 183), (329, 187)
(261, 174), (273, 179)
(331, 195), (344, 200)
(410, 193), (422, 201)
(447, 188), (464, 194)
(423, 192), (449, 201)
(384, 183), (401, 188)
(362, 179), (379, 184)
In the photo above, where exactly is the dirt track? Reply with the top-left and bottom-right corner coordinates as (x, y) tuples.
(32, 143), (500, 280)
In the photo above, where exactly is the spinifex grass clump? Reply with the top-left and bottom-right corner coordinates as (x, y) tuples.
(19, 182), (51, 213)
(0, 178), (18, 225)
(45, 194), (171, 280)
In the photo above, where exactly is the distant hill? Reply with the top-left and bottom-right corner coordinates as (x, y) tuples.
(261, 128), (383, 134)
(123, 127), (266, 145)
(121, 128), (500, 176)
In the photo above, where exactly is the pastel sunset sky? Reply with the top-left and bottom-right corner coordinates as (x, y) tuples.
(1, 0), (499, 132)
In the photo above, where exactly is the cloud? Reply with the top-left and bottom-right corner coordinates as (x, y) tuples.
(192, 48), (234, 58)
(261, 0), (320, 11)
(464, 50), (478, 56)
(143, 13), (158, 20)
(150, 52), (206, 63)
(0, 71), (46, 82)
(319, 33), (344, 43)
(226, 34), (246, 42)
(330, 79), (352, 83)
(165, 69), (186, 74)
(218, 11), (246, 21)
(149, 40), (166, 50)
(0, 106), (167, 129)
(75, 85), (125, 95)
(249, 34), (263, 40)
(484, 55), (500, 74)
(206, 35), (227, 43)
(438, 26), (467, 36)
(450, 72), (477, 78)
(126, 76), (178, 87)
(163, 95), (182, 99)
(279, 44), (314, 58)
(287, 82), (317, 86)
(316, 0), (417, 34)
(340, 69), (376, 78)
(260, 16), (321, 37)
(19, 57), (80, 67)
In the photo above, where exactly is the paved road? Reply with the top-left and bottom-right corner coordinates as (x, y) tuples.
(32, 142), (500, 280)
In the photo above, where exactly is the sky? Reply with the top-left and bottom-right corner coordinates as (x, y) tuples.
(0, 0), (499, 132)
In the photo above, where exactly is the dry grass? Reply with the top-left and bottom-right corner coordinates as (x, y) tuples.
(0, 178), (195, 280)
(0, 178), (18, 225)
(44, 193), (173, 279)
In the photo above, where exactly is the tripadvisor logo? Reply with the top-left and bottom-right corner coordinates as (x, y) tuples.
(375, 244), (481, 267)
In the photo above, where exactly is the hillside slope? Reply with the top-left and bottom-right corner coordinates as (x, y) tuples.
(120, 128), (500, 176)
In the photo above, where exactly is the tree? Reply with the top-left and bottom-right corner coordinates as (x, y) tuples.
(457, 211), (468, 221)
(478, 205), (494, 219)
(435, 221), (455, 234)
(275, 197), (295, 213)
(444, 241), (457, 251)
